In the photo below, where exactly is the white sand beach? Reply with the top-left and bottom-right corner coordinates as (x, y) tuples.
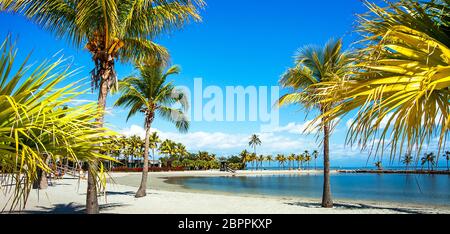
(1, 170), (449, 214)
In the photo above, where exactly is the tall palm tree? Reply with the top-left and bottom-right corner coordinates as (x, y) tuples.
(1, 0), (204, 214)
(278, 39), (353, 208)
(402, 153), (413, 171)
(311, 0), (450, 172)
(115, 63), (189, 198)
(0, 37), (116, 211)
(312, 150), (319, 170)
(249, 134), (262, 156)
(149, 132), (161, 168)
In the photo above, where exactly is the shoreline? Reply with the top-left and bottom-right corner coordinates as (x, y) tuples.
(109, 171), (450, 213)
(1, 170), (449, 214)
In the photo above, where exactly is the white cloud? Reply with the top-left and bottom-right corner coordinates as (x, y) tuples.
(118, 124), (318, 155)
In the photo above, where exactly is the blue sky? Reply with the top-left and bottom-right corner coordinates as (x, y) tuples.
(0, 0), (445, 167)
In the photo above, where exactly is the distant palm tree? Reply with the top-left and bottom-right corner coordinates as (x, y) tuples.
(446, 151), (450, 171)
(149, 132), (161, 168)
(159, 140), (178, 167)
(249, 134), (262, 156)
(266, 155), (273, 168)
(239, 150), (251, 170)
(421, 153), (436, 171)
(250, 153), (257, 170)
(375, 161), (383, 170)
(258, 155), (266, 170)
(288, 154), (296, 170)
(276, 154), (286, 169)
(176, 143), (189, 161)
(129, 135), (144, 167)
(294, 154), (300, 170)
(312, 150), (319, 170)
(298, 154), (305, 170)
(304, 151), (311, 170)
(402, 153), (413, 171)
(115, 63), (189, 198)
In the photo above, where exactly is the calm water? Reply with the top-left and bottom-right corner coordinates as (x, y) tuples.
(166, 173), (450, 206)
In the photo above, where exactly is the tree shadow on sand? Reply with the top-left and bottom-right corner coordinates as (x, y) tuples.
(13, 202), (128, 214)
(284, 202), (427, 214)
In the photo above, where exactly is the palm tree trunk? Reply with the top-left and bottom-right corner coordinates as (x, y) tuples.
(33, 154), (50, 189)
(322, 113), (333, 208)
(136, 121), (152, 198)
(86, 65), (111, 214)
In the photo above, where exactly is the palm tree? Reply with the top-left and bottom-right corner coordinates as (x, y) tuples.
(249, 134), (262, 156)
(421, 153), (436, 171)
(312, 150), (319, 170)
(445, 151), (450, 171)
(276, 154), (286, 169)
(0, 37), (116, 211)
(239, 150), (251, 170)
(266, 155), (273, 169)
(294, 154), (300, 170)
(176, 143), (189, 162)
(278, 39), (353, 208)
(1, 0), (204, 214)
(298, 153), (305, 170)
(129, 135), (144, 167)
(249, 153), (257, 170)
(115, 63), (189, 198)
(402, 153), (413, 171)
(375, 161), (383, 170)
(304, 151), (311, 170)
(305, 154), (312, 170)
(311, 0), (450, 173)
(258, 155), (265, 170)
(149, 132), (161, 168)
(288, 154), (296, 170)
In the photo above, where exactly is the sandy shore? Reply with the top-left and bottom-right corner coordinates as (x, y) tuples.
(1, 170), (449, 214)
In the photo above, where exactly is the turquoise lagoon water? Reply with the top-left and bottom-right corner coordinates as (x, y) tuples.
(165, 173), (450, 206)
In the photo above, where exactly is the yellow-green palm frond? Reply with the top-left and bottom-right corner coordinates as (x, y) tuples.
(314, 4), (450, 161)
(0, 37), (117, 212)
